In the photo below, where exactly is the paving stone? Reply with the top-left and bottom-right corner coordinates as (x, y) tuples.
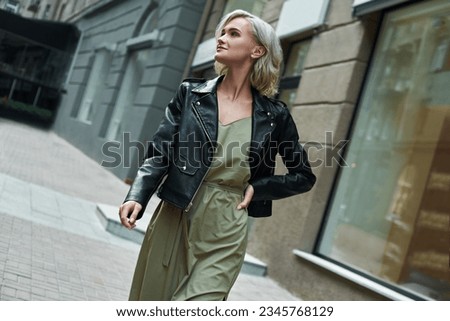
(0, 119), (302, 301)
(16, 289), (31, 300)
(1, 285), (17, 298)
(1, 294), (19, 301)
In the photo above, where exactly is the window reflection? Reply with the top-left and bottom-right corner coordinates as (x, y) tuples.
(0, 29), (72, 122)
(318, 0), (450, 300)
(278, 40), (311, 109)
(284, 41), (310, 77)
(223, 0), (268, 17)
(0, 30), (70, 89)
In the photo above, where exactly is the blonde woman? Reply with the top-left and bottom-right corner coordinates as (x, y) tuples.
(119, 9), (316, 301)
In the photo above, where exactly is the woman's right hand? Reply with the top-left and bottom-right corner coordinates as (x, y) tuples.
(119, 201), (142, 229)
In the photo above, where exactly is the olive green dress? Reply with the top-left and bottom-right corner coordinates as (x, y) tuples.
(129, 117), (251, 301)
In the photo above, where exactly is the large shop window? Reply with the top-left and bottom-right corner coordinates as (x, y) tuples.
(318, 0), (450, 300)
(0, 30), (72, 123)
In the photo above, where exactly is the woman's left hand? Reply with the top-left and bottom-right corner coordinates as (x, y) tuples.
(237, 185), (254, 210)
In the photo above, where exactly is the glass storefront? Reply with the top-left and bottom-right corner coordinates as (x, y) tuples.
(0, 29), (72, 122)
(318, 0), (450, 300)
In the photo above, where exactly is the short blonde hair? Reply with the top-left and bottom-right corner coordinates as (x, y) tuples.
(214, 9), (283, 97)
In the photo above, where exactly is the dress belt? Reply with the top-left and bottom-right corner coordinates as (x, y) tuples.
(203, 181), (244, 195)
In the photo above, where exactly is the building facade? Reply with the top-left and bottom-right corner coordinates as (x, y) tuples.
(0, 0), (22, 14)
(189, 0), (449, 300)
(15, 0), (448, 300)
(53, 0), (207, 181)
(0, 2), (79, 124)
(243, 0), (450, 300)
(0, 0), (102, 21)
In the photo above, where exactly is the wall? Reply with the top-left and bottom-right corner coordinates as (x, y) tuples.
(53, 0), (206, 181)
(9, 0), (102, 21)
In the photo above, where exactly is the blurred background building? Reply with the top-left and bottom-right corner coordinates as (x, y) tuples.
(0, 0), (80, 124)
(0, 0), (102, 21)
(1, 0), (449, 301)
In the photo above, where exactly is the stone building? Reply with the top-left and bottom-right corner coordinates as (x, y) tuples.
(18, 0), (449, 300)
(53, 0), (207, 181)
(189, 0), (449, 300)
(0, 0), (79, 124)
(0, 0), (101, 21)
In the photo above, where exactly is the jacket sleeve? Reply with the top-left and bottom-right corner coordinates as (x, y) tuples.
(123, 83), (185, 219)
(250, 108), (316, 201)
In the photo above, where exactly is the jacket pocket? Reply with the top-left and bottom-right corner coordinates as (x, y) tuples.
(174, 153), (198, 175)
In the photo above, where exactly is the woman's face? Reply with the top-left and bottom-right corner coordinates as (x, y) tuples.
(215, 17), (259, 67)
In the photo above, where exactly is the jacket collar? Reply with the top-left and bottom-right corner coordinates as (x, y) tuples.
(192, 75), (269, 115)
(191, 75), (276, 171)
(192, 75), (222, 94)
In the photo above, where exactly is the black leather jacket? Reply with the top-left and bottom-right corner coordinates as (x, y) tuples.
(124, 76), (316, 218)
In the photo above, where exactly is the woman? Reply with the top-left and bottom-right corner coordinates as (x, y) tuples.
(119, 9), (316, 301)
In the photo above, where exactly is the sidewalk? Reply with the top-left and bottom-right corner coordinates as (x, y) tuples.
(0, 117), (301, 301)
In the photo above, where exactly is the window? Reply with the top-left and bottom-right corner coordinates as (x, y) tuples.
(56, 3), (66, 21)
(42, 4), (51, 20)
(4, 0), (20, 13)
(223, 0), (268, 16)
(141, 9), (158, 35)
(27, 0), (40, 13)
(76, 48), (112, 123)
(0, 29), (72, 122)
(105, 49), (149, 141)
(104, 7), (159, 139)
(278, 40), (311, 108)
(317, 0), (450, 300)
(276, 0), (329, 38)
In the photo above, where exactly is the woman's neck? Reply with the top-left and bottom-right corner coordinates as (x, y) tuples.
(219, 70), (252, 102)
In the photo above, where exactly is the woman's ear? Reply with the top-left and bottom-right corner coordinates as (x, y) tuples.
(251, 45), (266, 59)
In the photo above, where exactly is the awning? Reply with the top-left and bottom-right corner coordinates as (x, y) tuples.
(0, 9), (80, 52)
(353, 0), (412, 16)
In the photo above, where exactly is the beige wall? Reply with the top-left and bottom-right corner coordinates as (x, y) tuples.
(260, 0), (284, 27)
(244, 0), (385, 300)
(201, 0), (226, 41)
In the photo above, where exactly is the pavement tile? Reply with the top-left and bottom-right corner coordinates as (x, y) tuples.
(44, 290), (61, 300)
(16, 289), (31, 300)
(31, 294), (48, 301)
(1, 286), (17, 298)
(3, 272), (18, 282)
(31, 286), (46, 297)
(31, 279), (59, 292)
(0, 118), (302, 301)
(31, 187), (60, 216)
(2, 278), (30, 293)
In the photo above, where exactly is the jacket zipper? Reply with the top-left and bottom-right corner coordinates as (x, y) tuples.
(185, 102), (215, 212)
(184, 167), (210, 212)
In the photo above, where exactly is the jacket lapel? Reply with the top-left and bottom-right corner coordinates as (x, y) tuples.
(191, 77), (220, 144)
(190, 76), (276, 156)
